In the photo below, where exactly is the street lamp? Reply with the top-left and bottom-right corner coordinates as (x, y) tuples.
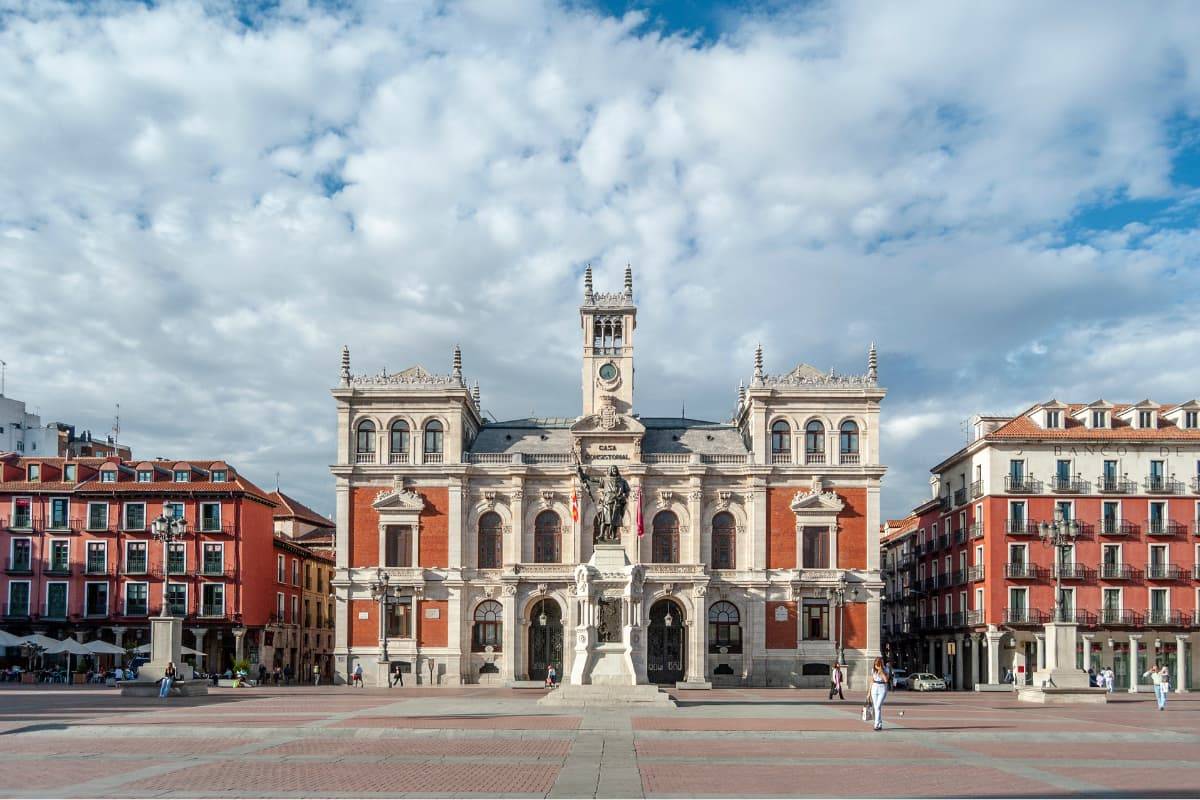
(826, 579), (861, 667)
(1039, 509), (1080, 623)
(536, 599), (549, 627)
(151, 511), (188, 617)
(369, 569), (400, 664)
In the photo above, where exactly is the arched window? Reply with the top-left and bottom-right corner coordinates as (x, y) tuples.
(711, 511), (736, 570)
(708, 601), (742, 653)
(839, 420), (859, 461)
(472, 600), (502, 652)
(390, 421), (410, 460)
(651, 510), (679, 564)
(355, 420), (376, 459)
(534, 510), (561, 563)
(423, 420), (443, 456)
(805, 420), (825, 463)
(770, 420), (791, 457)
(478, 511), (502, 569)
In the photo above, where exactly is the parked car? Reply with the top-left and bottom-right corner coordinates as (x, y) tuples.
(909, 672), (947, 691)
(890, 669), (909, 689)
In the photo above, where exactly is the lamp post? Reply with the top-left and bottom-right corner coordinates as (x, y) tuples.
(826, 579), (860, 667)
(369, 569), (399, 664)
(151, 511), (188, 616)
(1039, 509), (1080, 623)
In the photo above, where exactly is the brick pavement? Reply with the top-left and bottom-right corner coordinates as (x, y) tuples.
(0, 685), (1196, 797)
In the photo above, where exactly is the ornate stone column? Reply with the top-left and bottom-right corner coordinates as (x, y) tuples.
(111, 626), (127, 651)
(687, 485), (703, 565)
(1175, 635), (1188, 694)
(1128, 635), (1141, 693)
(985, 625), (1002, 685)
(508, 486), (524, 565)
(1033, 632), (1044, 672)
(683, 585), (709, 686)
(500, 585), (518, 682)
(1081, 634), (1094, 673)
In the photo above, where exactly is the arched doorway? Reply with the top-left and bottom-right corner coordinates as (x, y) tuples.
(527, 598), (563, 682)
(647, 599), (685, 685)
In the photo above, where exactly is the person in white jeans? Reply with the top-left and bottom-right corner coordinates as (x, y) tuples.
(868, 657), (890, 731)
(1143, 662), (1169, 710)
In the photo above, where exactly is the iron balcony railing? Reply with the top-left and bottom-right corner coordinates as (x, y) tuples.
(969, 479), (984, 499)
(125, 561), (150, 576)
(1051, 476), (1090, 493)
(1192, 476), (1200, 494)
(938, 495), (951, 512)
(2, 516), (41, 531)
(969, 521), (984, 540)
(84, 560), (112, 576)
(44, 562), (72, 576)
(1004, 607), (1045, 625)
(1097, 476), (1136, 494)
(83, 607), (109, 619)
(1100, 608), (1141, 625)
(2, 603), (31, 619)
(953, 488), (967, 507)
(1005, 563), (1044, 579)
(45, 518), (82, 533)
(967, 565), (984, 582)
(965, 610), (984, 626)
(1100, 519), (1136, 536)
(1005, 475), (1042, 493)
(1145, 609), (1189, 626)
(200, 564), (233, 578)
(41, 604), (68, 620)
(1052, 563), (1091, 580)
(1144, 476), (1184, 494)
(1146, 520), (1186, 536)
(1007, 519), (1038, 535)
(938, 534), (951, 550)
(1100, 563), (1138, 580)
(199, 605), (227, 618)
(954, 528), (967, 545)
(4, 557), (33, 574)
(1145, 563), (1184, 580)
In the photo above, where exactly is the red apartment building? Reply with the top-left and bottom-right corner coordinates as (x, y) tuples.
(882, 401), (1200, 693)
(0, 453), (330, 675)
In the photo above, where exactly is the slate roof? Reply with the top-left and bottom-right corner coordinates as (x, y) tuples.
(469, 419), (575, 455)
(468, 416), (748, 457)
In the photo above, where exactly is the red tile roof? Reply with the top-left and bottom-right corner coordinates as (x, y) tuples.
(267, 491), (333, 529)
(987, 403), (1200, 440)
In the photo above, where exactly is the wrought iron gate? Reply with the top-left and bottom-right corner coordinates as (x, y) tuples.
(529, 621), (563, 681)
(647, 600), (685, 684)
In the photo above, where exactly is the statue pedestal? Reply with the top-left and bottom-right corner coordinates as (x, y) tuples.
(542, 544), (671, 707)
(1017, 621), (1105, 705)
(121, 616), (206, 696)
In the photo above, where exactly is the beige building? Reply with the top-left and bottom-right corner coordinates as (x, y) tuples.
(330, 268), (886, 688)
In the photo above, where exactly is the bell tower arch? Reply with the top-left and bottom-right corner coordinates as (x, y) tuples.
(580, 265), (636, 417)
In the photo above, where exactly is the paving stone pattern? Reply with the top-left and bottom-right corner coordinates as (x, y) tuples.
(0, 686), (1197, 797)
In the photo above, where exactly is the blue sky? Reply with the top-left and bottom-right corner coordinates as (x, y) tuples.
(2, 0), (1200, 520)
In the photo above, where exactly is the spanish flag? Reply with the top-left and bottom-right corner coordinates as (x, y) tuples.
(570, 490), (578, 522)
(635, 487), (644, 537)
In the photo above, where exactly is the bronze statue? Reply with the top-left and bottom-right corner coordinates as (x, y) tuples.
(576, 464), (630, 544)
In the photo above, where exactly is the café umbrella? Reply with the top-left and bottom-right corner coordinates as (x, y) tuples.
(42, 637), (93, 676)
(132, 643), (205, 658)
(84, 640), (127, 656)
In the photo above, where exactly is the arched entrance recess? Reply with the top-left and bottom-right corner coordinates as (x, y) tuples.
(647, 599), (686, 685)
(527, 598), (563, 682)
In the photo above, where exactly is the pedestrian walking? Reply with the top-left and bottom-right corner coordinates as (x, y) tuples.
(258, 664), (268, 686)
(389, 662), (403, 687)
(545, 664), (558, 688)
(1143, 661), (1169, 710)
(353, 663), (364, 687)
(828, 663), (844, 700)
(1104, 666), (1115, 693)
(159, 661), (177, 699)
(284, 664), (294, 685)
(868, 656), (889, 731)
(312, 664), (321, 686)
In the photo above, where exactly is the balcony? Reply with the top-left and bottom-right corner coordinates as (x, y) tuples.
(42, 604), (71, 620)
(125, 562), (150, 577)
(1100, 519), (1136, 536)
(1052, 563), (1091, 580)
(4, 557), (33, 575)
(2, 603), (31, 619)
(950, 569), (965, 586)
(44, 562), (72, 576)
(965, 610), (984, 626)
(423, 452), (445, 465)
(1005, 563), (1043, 579)
(913, 542), (925, 556)
(1051, 476), (1090, 493)
(1146, 563), (1184, 580)
(200, 565), (233, 578)
(770, 453), (792, 465)
(840, 452), (860, 465)
(197, 523), (235, 536)
(198, 605), (228, 618)
(2, 516), (39, 531)
(968, 521), (984, 540)
(1006, 519), (1038, 535)
(954, 528), (966, 545)
(84, 561), (112, 576)
(354, 451), (377, 464)
(1146, 520), (1185, 537)
(938, 534), (951, 550)
(1097, 476), (1136, 494)
(969, 479), (984, 499)
(938, 495), (951, 512)
(1004, 607), (1044, 625)
(967, 565), (984, 582)
(953, 488), (967, 507)
(85, 518), (113, 533)
(388, 451), (410, 465)
(1004, 475), (1042, 493)
(1145, 610), (1190, 627)
(120, 605), (150, 618)
(1100, 563), (1138, 580)
(1053, 609), (1098, 626)
(1099, 608), (1141, 626)
(83, 607), (110, 619)
(45, 517), (82, 533)
(1144, 476), (1184, 494)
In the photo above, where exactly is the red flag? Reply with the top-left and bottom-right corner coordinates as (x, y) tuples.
(571, 490), (578, 522)
(635, 487), (644, 537)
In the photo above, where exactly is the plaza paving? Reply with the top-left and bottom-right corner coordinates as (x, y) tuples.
(0, 685), (1197, 798)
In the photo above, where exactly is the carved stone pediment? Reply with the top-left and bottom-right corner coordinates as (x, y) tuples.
(570, 413), (646, 435)
(789, 489), (844, 514)
(374, 484), (425, 512)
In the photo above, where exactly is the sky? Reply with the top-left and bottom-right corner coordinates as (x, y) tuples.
(3, 0), (1200, 521)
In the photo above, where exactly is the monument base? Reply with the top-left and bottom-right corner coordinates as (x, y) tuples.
(974, 683), (1014, 692)
(1016, 685), (1108, 704)
(120, 680), (208, 697)
(538, 684), (675, 707)
(676, 680), (713, 690)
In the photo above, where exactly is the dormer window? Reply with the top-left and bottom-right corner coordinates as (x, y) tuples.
(27, 464), (40, 481)
(1186, 411), (1198, 429)
(64, 464), (76, 482)
(101, 470), (116, 483)
(1092, 410), (1108, 428)
(137, 470), (152, 483)
(174, 470), (189, 483)
(212, 470), (227, 482)
(1138, 410), (1154, 428)
(1045, 410), (1061, 428)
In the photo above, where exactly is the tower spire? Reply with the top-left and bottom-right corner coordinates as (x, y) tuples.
(340, 345), (351, 386)
(753, 343), (764, 385)
(738, 379), (746, 410)
(452, 344), (463, 384)
(584, 265), (594, 304)
(623, 264), (633, 298)
(472, 381), (480, 409)
(868, 341), (878, 383)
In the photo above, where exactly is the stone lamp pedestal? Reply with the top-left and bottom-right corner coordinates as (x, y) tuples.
(1017, 621), (1105, 704)
(121, 616), (207, 697)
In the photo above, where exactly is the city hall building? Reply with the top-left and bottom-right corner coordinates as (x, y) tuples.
(330, 269), (886, 688)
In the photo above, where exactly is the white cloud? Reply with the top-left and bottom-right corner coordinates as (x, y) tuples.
(2, 0), (1200, 517)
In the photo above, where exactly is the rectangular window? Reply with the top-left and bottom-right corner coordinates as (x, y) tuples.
(9, 538), (32, 571)
(28, 464), (40, 481)
(212, 469), (227, 482)
(200, 503), (221, 532)
(386, 596), (413, 638)
(1008, 587), (1027, 620)
(1056, 501), (1072, 522)
(1139, 410), (1153, 428)
(174, 470), (189, 482)
(1149, 544), (1167, 567)
(202, 543), (224, 575)
(46, 582), (68, 618)
(291, 595), (298, 624)
(1186, 411), (1199, 429)
(385, 526), (412, 568)
(1103, 501), (1120, 532)
(276, 554), (285, 582)
(137, 470), (152, 482)
(123, 503), (146, 531)
(86, 541), (107, 574)
(64, 464), (76, 482)
(125, 582), (148, 616)
(1149, 502), (1167, 533)
(803, 602), (829, 640)
(166, 583), (188, 616)
(7, 582), (30, 616)
(49, 498), (69, 529)
(276, 592), (285, 620)
(291, 559), (300, 586)
(1150, 460), (1165, 483)
(11, 497), (32, 528)
(87, 503), (109, 531)
(85, 583), (108, 617)
(1046, 410), (1061, 428)
(1009, 460), (1024, 480)
(1009, 543), (1026, 566)
(1009, 500), (1026, 531)
(166, 542), (186, 574)
(1102, 544), (1120, 568)
(49, 540), (70, 573)
(1056, 460), (1071, 482)
(125, 541), (148, 574)
(101, 470), (116, 483)
(801, 527), (830, 569)
(201, 584), (225, 617)
(1092, 410), (1107, 428)
(1149, 588), (1169, 620)
(163, 502), (184, 521)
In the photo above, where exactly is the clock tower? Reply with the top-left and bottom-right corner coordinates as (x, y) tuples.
(580, 265), (636, 417)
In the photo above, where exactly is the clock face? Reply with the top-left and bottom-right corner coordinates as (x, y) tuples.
(598, 363), (618, 381)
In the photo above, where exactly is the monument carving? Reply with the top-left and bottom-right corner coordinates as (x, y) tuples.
(576, 464), (630, 544)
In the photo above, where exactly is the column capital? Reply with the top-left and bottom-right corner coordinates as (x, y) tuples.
(1129, 633), (1143, 642)
(1081, 633), (1094, 642)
